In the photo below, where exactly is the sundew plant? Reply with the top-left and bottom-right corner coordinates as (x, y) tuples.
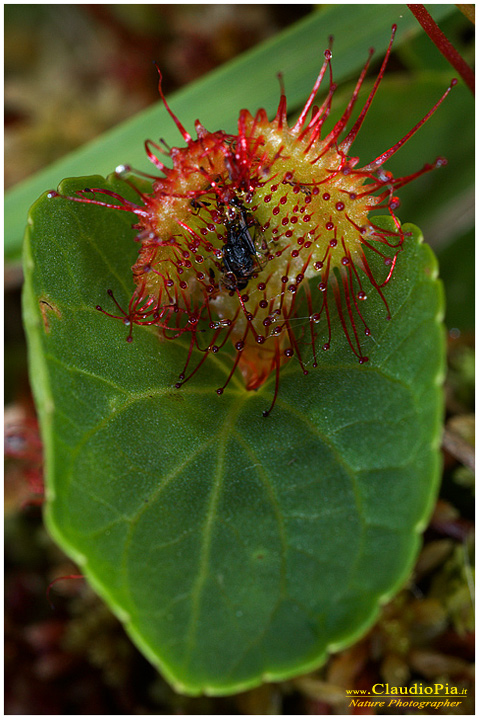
(19, 6), (474, 697)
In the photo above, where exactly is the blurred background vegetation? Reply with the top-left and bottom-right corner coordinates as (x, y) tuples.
(5, 4), (474, 714)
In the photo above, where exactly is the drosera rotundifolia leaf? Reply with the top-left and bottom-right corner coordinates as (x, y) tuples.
(23, 21), (447, 695)
(51, 24), (454, 416)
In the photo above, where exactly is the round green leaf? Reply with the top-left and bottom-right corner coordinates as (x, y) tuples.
(23, 175), (444, 695)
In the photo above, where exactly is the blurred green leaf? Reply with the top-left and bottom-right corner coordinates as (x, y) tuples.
(23, 176), (444, 694)
(438, 228), (475, 331)
(6, 3), (456, 260)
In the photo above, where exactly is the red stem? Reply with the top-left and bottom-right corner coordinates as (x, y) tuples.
(407, 4), (475, 95)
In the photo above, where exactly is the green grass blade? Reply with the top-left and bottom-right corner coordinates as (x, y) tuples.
(6, 4), (454, 260)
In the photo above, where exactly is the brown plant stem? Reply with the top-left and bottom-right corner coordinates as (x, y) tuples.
(407, 4), (475, 95)
(456, 4), (475, 25)
(442, 427), (475, 473)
